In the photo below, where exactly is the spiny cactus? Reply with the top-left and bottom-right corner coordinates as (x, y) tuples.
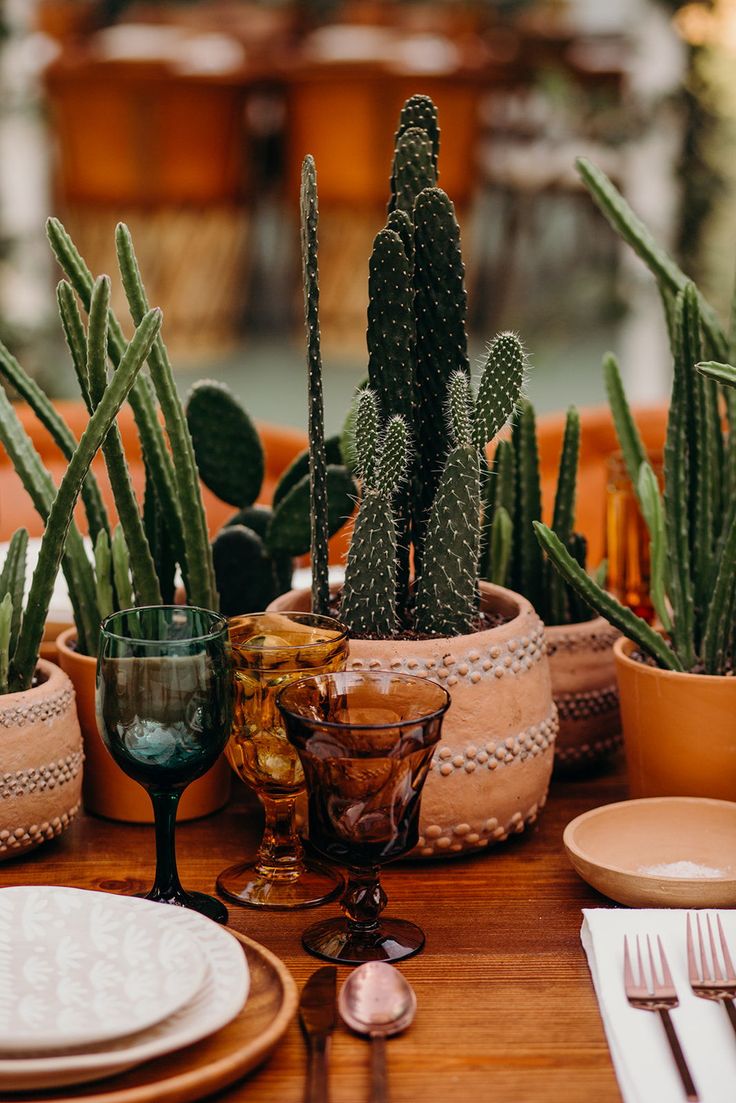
(415, 334), (525, 636)
(301, 155), (331, 617)
(185, 379), (356, 616)
(482, 401), (593, 627)
(302, 96), (529, 640)
(340, 391), (410, 636)
(537, 167), (736, 673)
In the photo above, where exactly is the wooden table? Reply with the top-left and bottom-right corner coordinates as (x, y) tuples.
(1, 763), (629, 1102)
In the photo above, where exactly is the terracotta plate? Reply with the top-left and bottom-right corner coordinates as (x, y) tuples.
(563, 797), (736, 907)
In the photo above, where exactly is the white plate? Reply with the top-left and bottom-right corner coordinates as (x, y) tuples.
(0, 885), (207, 1052)
(0, 888), (249, 1091)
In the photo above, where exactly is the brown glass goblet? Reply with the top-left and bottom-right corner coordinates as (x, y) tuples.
(217, 612), (349, 910)
(277, 670), (450, 964)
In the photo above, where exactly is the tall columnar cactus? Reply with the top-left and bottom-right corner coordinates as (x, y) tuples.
(415, 333), (525, 635)
(536, 166), (736, 674)
(303, 96), (531, 639)
(301, 155), (331, 617)
(340, 392), (410, 637)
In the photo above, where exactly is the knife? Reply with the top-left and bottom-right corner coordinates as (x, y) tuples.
(299, 965), (338, 1103)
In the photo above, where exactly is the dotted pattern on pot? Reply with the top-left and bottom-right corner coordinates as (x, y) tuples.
(417, 792), (549, 858)
(555, 732), (623, 765)
(0, 687), (75, 729)
(545, 624), (619, 657)
(350, 623), (546, 685)
(0, 803), (81, 855)
(555, 685), (619, 723)
(431, 707), (558, 778)
(0, 751), (84, 800)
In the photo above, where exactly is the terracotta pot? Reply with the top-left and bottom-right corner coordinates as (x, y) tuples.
(546, 617), (621, 770)
(56, 628), (230, 823)
(269, 582), (557, 858)
(0, 659), (82, 861)
(614, 637), (736, 799)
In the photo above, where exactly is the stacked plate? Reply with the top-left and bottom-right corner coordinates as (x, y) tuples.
(0, 885), (250, 1091)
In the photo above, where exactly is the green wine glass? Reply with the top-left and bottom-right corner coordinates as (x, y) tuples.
(97, 606), (231, 923)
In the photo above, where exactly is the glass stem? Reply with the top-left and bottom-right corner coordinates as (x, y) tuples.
(254, 793), (305, 882)
(149, 789), (184, 901)
(342, 866), (387, 936)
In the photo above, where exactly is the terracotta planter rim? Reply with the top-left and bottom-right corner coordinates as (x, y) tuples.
(56, 626), (95, 667)
(544, 613), (606, 633)
(614, 635), (736, 687)
(0, 657), (64, 709)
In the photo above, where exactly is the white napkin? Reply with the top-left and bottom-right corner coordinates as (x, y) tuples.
(582, 909), (736, 1103)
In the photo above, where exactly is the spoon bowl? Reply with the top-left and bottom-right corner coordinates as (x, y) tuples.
(339, 961), (417, 1037)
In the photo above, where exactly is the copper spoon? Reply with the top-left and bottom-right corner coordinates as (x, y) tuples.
(338, 961), (417, 1103)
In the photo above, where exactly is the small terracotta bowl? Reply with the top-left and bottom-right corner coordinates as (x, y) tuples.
(563, 796), (736, 907)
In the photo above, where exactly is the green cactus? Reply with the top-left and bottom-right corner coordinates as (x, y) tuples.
(0, 528), (27, 661)
(484, 402), (593, 627)
(94, 530), (114, 623)
(340, 392), (410, 636)
(301, 155), (330, 617)
(10, 307), (161, 689)
(415, 336), (524, 636)
(537, 162), (736, 673)
(186, 380), (264, 509)
(111, 524), (134, 612)
(0, 594), (12, 695)
(301, 97), (532, 640)
(412, 187), (470, 560)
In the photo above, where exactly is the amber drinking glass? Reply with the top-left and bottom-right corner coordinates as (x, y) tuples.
(277, 670), (450, 964)
(217, 611), (349, 909)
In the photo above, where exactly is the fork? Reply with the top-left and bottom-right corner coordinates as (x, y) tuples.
(623, 934), (699, 1102)
(687, 913), (736, 1037)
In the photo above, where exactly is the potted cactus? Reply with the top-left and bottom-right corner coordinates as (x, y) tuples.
(271, 96), (558, 859)
(2, 219), (229, 823)
(483, 399), (620, 771)
(0, 300), (158, 858)
(535, 160), (736, 801)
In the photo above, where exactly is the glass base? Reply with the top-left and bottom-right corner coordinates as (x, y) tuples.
(302, 916), (426, 964)
(216, 858), (343, 910)
(137, 888), (228, 925)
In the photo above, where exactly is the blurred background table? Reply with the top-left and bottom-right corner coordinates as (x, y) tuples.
(2, 762), (630, 1102)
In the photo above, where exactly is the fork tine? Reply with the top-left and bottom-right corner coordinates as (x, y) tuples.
(637, 935), (648, 991)
(696, 915), (710, 981)
(623, 935), (636, 991)
(686, 915), (700, 983)
(657, 936), (675, 988)
(646, 935), (660, 990)
(706, 917), (725, 982)
(716, 915), (736, 982)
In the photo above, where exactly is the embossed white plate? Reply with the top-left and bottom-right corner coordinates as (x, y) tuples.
(0, 888), (249, 1090)
(0, 886), (207, 1052)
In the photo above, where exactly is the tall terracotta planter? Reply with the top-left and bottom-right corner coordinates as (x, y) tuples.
(56, 629), (230, 823)
(546, 617), (621, 770)
(269, 582), (557, 858)
(0, 659), (82, 860)
(614, 637), (736, 799)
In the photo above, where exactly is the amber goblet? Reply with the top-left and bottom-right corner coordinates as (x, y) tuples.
(217, 612), (349, 910)
(277, 670), (450, 964)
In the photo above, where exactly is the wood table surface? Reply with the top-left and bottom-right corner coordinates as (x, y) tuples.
(1, 762), (630, 1103)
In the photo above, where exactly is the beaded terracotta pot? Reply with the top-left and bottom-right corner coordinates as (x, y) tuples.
(0, 659), (83, 860)
(545, 617), (621, 771)
(269, 581), (557, 858)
